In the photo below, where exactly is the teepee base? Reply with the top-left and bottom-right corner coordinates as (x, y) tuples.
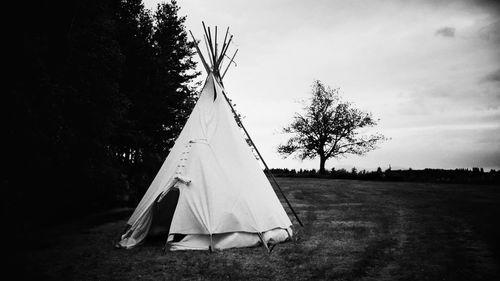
(167, 228), (292, 251)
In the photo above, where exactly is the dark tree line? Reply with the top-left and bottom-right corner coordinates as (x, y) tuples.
(269, 167), (500, 184)
(5, 0), (199, 228)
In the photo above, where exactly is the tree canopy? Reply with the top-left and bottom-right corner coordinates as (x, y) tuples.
(278, 80), (386, 174)
(5, 0), (199, 226)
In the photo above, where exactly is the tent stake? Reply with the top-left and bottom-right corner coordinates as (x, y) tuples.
(257, 232), (270, 253)
(209, 234), (215, 252)
(162, 239), (169, 255)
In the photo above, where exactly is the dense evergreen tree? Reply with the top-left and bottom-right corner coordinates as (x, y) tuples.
(149, 2), (199, 156)
(111, 0), (199, 200)
(5, 0), (199, 226)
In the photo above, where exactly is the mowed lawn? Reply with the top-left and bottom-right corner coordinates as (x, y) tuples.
(11, 178), (500, 280)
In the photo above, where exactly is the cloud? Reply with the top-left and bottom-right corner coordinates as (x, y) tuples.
(480, 69), (500, 83)
(144, 0), (500, 170)
(472, 0), (500, 14)
(435, 26), (455, 37)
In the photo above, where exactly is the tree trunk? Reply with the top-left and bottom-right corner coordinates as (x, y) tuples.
(319, 154), (327, 175)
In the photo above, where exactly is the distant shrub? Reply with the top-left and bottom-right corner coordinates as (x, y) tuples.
(268, 167), (500, 184)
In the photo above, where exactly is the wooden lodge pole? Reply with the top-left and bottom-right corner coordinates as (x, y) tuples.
(192, 24), (304, 228)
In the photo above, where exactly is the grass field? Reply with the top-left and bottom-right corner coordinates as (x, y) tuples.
(10, 178), (500, 280)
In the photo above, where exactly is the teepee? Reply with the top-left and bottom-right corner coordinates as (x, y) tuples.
(118, 24), (301, 251)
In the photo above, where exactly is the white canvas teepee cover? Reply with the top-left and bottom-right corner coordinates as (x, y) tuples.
(119, 74), (292, 250)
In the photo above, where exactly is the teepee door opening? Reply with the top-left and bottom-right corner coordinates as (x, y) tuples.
(149, 188), (179, 237)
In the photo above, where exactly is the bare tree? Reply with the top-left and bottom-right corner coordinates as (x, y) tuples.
(278, 80), (386, 174)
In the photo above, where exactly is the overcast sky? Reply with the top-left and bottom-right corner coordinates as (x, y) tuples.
(144, 0), (500, 171)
